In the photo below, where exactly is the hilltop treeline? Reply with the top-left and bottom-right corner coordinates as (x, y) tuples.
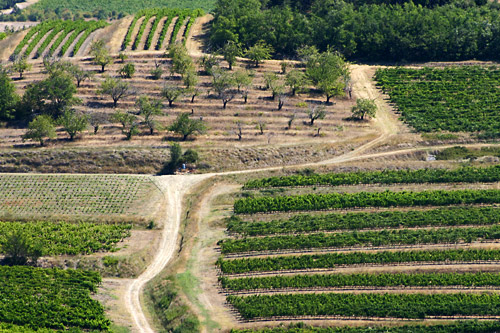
(211, 0), (500, 62)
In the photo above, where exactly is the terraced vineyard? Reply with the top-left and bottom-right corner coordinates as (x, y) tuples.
(0, 266), (109, 331)
(13, 19), (108, 59)
(375, 66), (500, 133)
(122, 8), (204, 51)
(216, 169), (500, 328)
(0, 174), (160, 222)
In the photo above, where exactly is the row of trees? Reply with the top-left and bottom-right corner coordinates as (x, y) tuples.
(211, 0), (500, 61)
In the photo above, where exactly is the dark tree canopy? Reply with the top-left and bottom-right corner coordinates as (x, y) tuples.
(211, 0), (500, 62)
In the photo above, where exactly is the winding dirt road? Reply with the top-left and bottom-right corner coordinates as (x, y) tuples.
(122, 64), (500, 332)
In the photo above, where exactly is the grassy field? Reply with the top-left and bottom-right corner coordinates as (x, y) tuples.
(0, 174), (161, 223)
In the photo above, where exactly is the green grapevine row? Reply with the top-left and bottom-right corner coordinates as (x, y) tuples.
(0, 221), (131, 255)
(48, 21), (78, 56)
(234, 189), (500, 214)
(227, 207), (500, 236)
(374, 66), (500, 133)
(144, 10), (169, 50)
(218, 249), (500, 274)
(220, 272), (500, 291)
(71, 20), (109, 56)
(156, 13), (175, 50)
(220, 225), (500, 254)
(244, 165), (500, 189)
(229, 321), (500, 333)
(132, 11), (154, 50)
(22, 22), (55, 58)
(182, 16), (196, 45)
(0, 266), (109, 330)
(13, 20), (107, 59)
(227, 293), (500, 319)
(34, 22), (65, 58)
(12, 22), (44, 57)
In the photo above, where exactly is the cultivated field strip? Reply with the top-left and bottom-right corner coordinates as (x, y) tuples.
(375, 66), (500, 133)
(122, 8), (203, 51)
(0, 174), (158, 219)
(11, 56), (363, 146)
(12, 20), (108, 59)
(217, 170), (500, 327)
(0, 266), (109, 330)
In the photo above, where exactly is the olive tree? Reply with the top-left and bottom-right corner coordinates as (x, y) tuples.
(22, 115), (56, 146)
(351, 98), (377, 120)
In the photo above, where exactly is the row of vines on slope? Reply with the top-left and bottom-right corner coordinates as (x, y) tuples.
(12, 20), (108, 59)
(244, 165), (500, 189)
(122, 8), (203, 51)
(234, 189), (500, 214)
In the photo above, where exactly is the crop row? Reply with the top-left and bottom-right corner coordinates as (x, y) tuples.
(122, 8), (203, 51)
(227, 292), (500, 320)
(220, 225), (500, 254)
(0, 221), (131, 255)
(12, 21), (50, 56)
(229, 321), (500, 333)
(218, 249), (500, 274)
(244, 165), (500, 189)
(0, 266), (109, 330)
(220, 272), (500, 291)
(234, 189), (500, 214)
(227, 207), (500, 236)
(13, 20), (107, 59)
(374, 66), (500, 133)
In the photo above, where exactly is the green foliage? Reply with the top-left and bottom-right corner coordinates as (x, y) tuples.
(168, 42), (194, 77)
(227, 206), (500, 236)
(91, 40), (113, 72)
(119, 63), (136, 78)
(244, 165), (500, 188)
(435, 146), (500, 160)
(57, 109), (88, 140)
(0, 221), (131, 256)
(98, 76), (131, 107)
(0, 70), (20, 121)
(245, 41), (273, 67)
(210, 0), (500, 61)
(375, 66), (500, 132)
(6, 0), (210, 21)
(221, 272), (500, 291)
(136, 95), (163, 134)
(0, 174), (154, 217)
(168, 113), (206, 140)
(351, 98), (376, 120)
(228, 293), (500, 320)
(22, 115), (56, 146)
(0, 266), (110, 330)
(162, 84), (184, 107)
(234, 189), (500, 214)
(1, 229), (41, 266)
(285, 70), (308, 96)
(219, 40), (241, 70)
(218, 248), (500, 274)
(12, 20), (108, 59)
(220, 224), (500, 254)
(10, 55), (31, 79)
(146, 278), (201, 332)
(229, 321), (500, 333)
(111, 110), (139, 140)
(306, 50), (348, 103)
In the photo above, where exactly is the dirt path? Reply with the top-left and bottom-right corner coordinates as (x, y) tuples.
(124, 174), (211, 333)
(185, 14), (213, 57)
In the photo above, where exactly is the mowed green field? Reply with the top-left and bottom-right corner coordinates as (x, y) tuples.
(0, 174), (160, 221)
(28, 0), (215, 15)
